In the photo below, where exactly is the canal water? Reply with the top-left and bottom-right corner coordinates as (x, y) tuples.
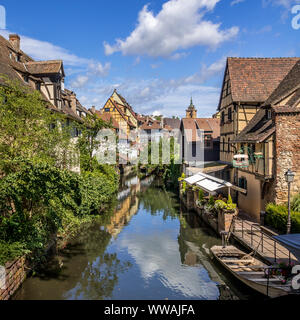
(14, 175), (262, 300)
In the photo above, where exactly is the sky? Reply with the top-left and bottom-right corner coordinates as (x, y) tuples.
(0, 0), (300, 118)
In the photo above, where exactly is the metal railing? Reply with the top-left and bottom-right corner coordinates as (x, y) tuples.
(232, 217), (292, 265)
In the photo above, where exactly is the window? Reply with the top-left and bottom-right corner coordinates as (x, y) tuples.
(24, 75), (29, 83)
(248, 144), (256, 164)
(238, 177), (248, 191)
(15, 54), (21, 62)
(221, 112), (225, 125)
(228, 107), (232, 122)
(266, 109), (272, 120)
(228, 138), (230, 153)
(205, 135), (212, 148)
(36, 82), (41, 91)
(192, 142), (196, 157)
(105, 108), (110, 112)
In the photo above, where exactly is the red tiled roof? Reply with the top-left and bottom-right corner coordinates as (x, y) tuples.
(225, 57), (299, 104)
(140, 119), (161, 130)
(181, 118), (201, 142)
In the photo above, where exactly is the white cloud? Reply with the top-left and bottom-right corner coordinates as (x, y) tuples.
(88, 62), (111, 77)
(70, 75), (89, 88)
(170, 52), (189, 60)
(118, 231), (219, 298)
(71, 57), (225, 117)
(262, 0), (300, 8)
(0, 30), (111, 86)
(184, 56), (227, 84)
(0, 30), (90, 66)
(231, 0), (245, 5)
(104, 0), (239, 57)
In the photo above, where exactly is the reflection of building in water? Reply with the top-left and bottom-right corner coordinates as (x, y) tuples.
(107, 175), (155, 239)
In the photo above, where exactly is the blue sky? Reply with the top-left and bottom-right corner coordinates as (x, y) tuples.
(0, 0), (300, 117)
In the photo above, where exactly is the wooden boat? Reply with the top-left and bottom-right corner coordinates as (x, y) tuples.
(211, 245), (292, 298)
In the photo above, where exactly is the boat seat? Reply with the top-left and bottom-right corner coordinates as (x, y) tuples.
(230, 265), (265, 269)
(224, 259), (254, 264)
(237, 271), (265, 275)
(250, 278), (281, 282)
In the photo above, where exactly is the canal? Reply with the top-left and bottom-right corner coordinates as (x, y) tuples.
(14, 175), (262, 300)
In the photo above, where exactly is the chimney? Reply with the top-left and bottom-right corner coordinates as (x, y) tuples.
(9, 34), (20, 52)
(91, 106), (96, 114)
(70, 92), (77, 114)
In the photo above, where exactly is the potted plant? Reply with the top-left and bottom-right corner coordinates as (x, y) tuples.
(196, 189), (206, 208)
(215, 195), (238, 233)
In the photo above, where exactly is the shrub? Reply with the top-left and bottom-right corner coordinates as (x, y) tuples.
(265, 203), (300, 233)
(198, 189), (204, 202)
(215, 198), (237, 213)
(291, 194), (300, 212)
(0, 159), (118, 263)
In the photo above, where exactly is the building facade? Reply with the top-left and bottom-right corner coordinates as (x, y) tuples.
(217, 57), (300, 221)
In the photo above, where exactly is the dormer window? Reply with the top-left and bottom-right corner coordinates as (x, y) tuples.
(15, 54), (21, 62)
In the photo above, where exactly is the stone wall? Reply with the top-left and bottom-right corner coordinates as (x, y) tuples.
(274, 112), (300, 204)
(0, 256), (26, 300)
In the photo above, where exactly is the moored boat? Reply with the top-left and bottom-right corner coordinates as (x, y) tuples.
(211, 245), (292, 298)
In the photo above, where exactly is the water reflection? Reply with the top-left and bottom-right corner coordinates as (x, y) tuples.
(14, 175), (250, 300)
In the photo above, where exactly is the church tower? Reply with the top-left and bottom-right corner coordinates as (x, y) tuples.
(186, 98), (197, 119)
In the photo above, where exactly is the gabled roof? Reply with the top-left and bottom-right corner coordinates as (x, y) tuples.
(163, 118), (181, 130)
(25, 60), (64, 75)
(195, 119), (213, 132)
(181, 118), (202, 142)
(219, 57), (299, 108)
(263, 60), (300, 107)
(114, 89), (138, 120)
(234, 109), (275, 143)
(140, 119), (162, 130)
(109, 98), (136, 128)
(206, 118), (221, 139)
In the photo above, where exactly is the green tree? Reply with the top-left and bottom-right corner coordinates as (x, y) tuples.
(0, 76), (73, 174)
(77, 113), (113, 172)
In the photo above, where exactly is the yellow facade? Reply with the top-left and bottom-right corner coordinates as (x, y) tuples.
(101, 91), (137, 137)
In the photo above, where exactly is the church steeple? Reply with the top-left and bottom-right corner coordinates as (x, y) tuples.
(186, 97), (197, 118)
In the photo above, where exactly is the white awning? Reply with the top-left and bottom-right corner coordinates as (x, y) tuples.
(196, 179), (226, 193)
(184, 172), (234, 193)
(184, 174), (205, 185)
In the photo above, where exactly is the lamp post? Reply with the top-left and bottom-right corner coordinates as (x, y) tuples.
(285, 169), (295, 234)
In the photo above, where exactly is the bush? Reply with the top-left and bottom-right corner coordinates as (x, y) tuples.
(198, 189), (204, 202)
(0, 159), (118, 263)
(291, 194), (300, 212)
(265, 203), (300, 233)
(215, 199), (237, 213)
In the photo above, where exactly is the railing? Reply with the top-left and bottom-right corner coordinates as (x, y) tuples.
(232, 217), (292, 265)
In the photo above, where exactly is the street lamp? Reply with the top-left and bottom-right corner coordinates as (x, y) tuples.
(285, 169), (295, 234)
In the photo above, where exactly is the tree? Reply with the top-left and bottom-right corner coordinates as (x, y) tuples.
(0, 76), (73, 174)
(77, 113), (113, 172)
